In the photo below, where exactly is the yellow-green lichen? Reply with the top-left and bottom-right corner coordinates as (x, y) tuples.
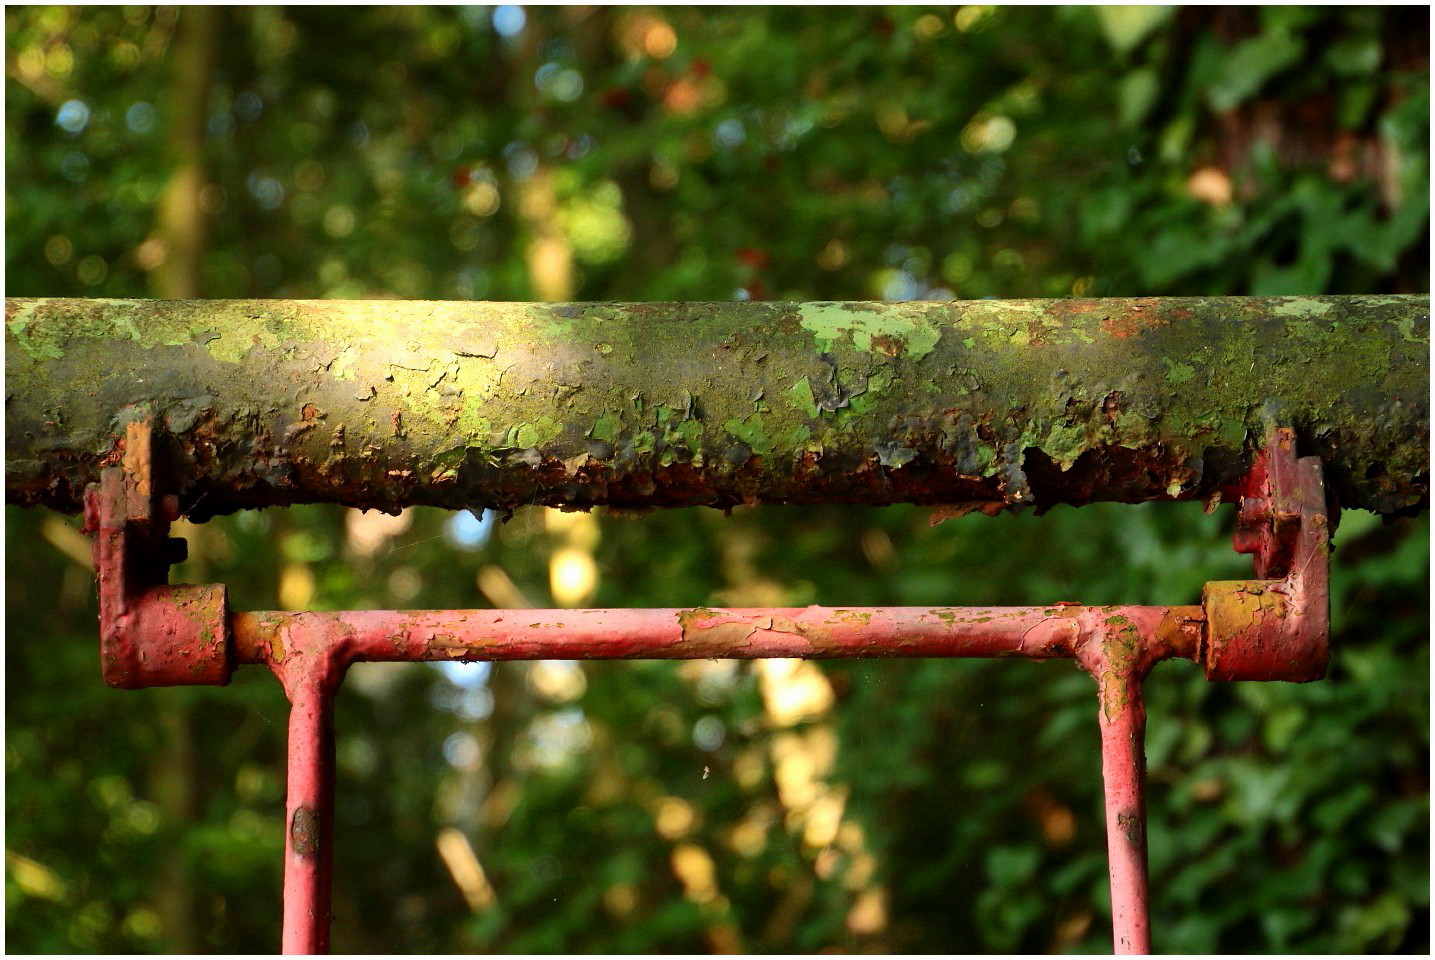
(1163, 359), (1196, 384)
(1043, 422), (1092, 471)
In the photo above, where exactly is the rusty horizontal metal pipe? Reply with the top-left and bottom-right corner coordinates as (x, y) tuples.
(7, 296), (1428, 517)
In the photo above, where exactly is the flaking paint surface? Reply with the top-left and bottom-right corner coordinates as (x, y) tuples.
(5, 296), (1428, 518)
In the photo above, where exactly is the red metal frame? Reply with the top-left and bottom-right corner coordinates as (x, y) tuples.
(82, 423), (1331, 955)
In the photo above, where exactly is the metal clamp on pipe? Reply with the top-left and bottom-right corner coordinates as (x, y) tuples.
(1202, 426), (1332, 683)
(80, 419), (233, 689)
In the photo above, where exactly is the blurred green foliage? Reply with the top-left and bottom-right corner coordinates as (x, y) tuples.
(5, 5), (1428, 953)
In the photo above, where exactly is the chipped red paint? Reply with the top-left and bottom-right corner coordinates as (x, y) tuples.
(84, 422), (1332, 955)
(281, 669), (338, 954)
(1072, 607), (1162, 955)
(231, 604), (1105, 667)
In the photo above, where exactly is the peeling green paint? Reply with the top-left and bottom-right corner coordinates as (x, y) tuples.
(675, 419), (703, 456)
(845, 366), (895, 417)
(799, 302), (942, 359)
(588, 410), (622, 443)
(1272, 297), (1334, 317)
(779, 424), (811, 449)
(724, 413), (773, 456)
(1397, 313), (1423, 344)
(455, 400), (491, 443)
(7, 318), (63, 360)
(510, 415), (563, 449)
(8, 297), (153, 360)
(789, 376), (819, 418)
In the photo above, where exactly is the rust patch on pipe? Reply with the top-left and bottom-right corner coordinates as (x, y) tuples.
(677, 609), (761, 649)
(122, 420), (152, 499)
(291, 807), (320, 858)
(1155, 605), (1204, 662)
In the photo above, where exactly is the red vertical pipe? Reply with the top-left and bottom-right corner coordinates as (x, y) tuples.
(1097, 674), (1151, 954)
(281, 673), (336, 954)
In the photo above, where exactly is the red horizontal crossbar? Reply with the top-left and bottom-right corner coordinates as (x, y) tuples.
(231, 604), (1202, 667)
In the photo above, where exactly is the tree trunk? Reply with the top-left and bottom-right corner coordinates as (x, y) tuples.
(150, 6), (217, 301)
(144, 9), (217, 952)
(5, 296), (1428, 517)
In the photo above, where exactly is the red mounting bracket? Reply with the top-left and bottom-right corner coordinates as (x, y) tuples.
(81, 421), (1332, 955)
(1203, 425), (1331, 682)
(81, 421), (234, 689)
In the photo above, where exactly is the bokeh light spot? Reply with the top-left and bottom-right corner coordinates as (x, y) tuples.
(551, 68), (584, 102)
(504, 143), (538, 180)
(445, 509), (494, 550)
(199, 185), (228, 215)
(124, 101), (156, 134)
(60, 151), (90, 182)
(643, 19), (677, 59)
(694, 715), (726, 751)
(44, 235), (74, 267)
(55, 100), (90, 135)
(46, 44), (74, 78)
(323, 205), (356, 238)
(462, 182), (501, 217)
(492, 5), (525, 38)
(110, 40), (140, 69)
(76, 255), (107, 286)
(817, 239), (849, 270)
(247, 173), (285, 210)
(442, 732), (481, 770)
(915, 13), (946, 39)
(714, 118), (746, 150)
(235, 91), (264, 121)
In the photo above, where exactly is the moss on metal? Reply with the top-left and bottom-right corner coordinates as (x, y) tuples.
(5, 296), (1428, 518)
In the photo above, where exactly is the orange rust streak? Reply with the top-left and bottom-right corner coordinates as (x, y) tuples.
(1156, 605), (1205, 662)
(232, 611), (282, 664)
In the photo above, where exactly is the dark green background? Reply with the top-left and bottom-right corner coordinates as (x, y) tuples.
(6, 6), (1428, 953)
